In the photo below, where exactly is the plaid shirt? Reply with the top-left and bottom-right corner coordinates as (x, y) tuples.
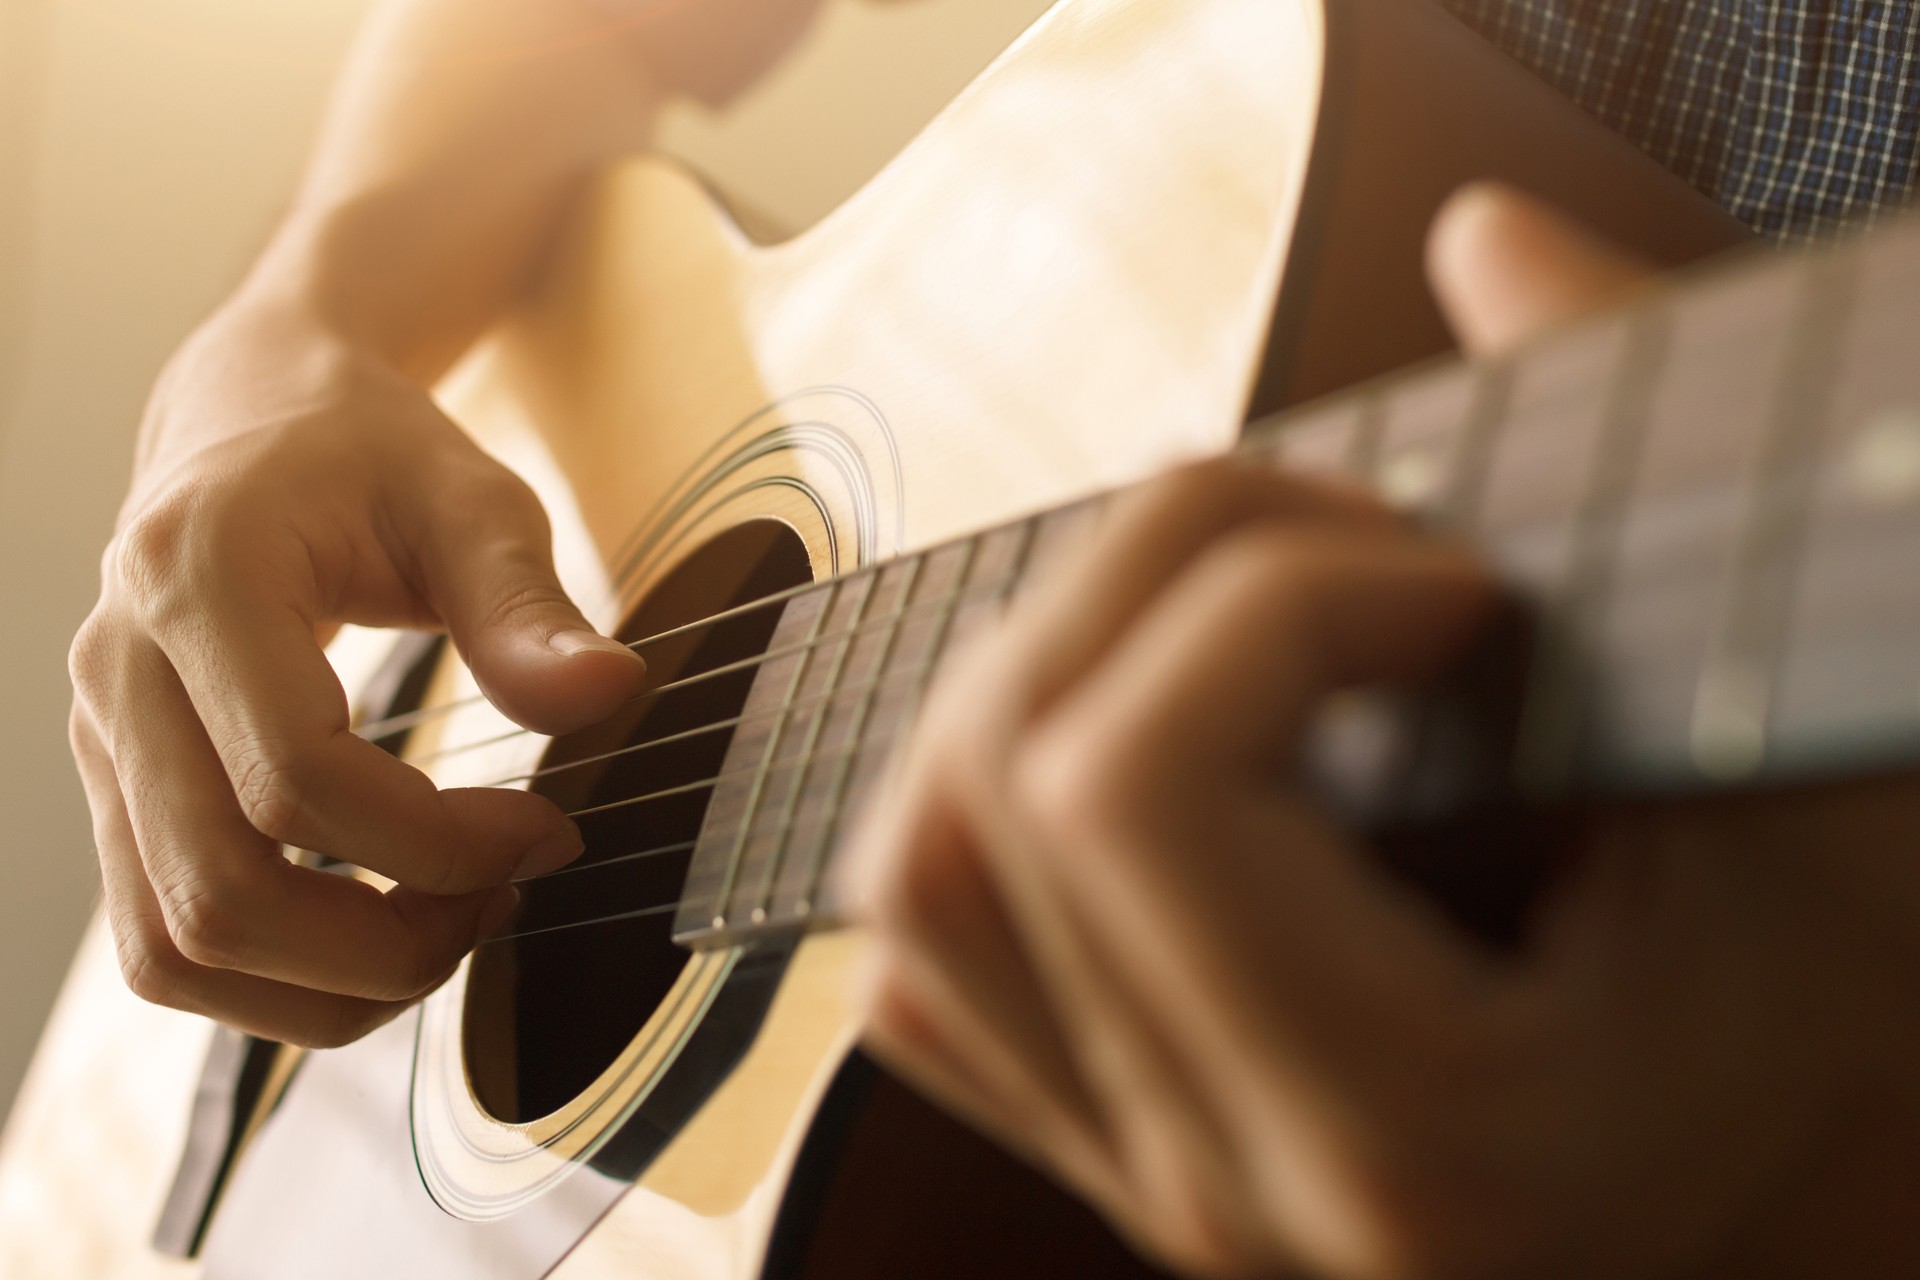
(1440, 0), (1920, 240)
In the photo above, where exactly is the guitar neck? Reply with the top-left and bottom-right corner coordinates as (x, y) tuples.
(674, 216), (1920, 950)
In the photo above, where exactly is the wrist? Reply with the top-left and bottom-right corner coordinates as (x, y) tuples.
(132, 295), (385, 485)
(222, 196), (449, 382)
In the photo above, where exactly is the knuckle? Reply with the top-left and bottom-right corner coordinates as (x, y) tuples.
(880, 837), (966, 938)
(469, 461), (548, 528)
(414, 845), (468, 899)
(230, 744), (314, 844)
(496, 472), (551, 534)
(440, 455), (549, 540)
(476, 576), (573, 638)
(109, 479), (272, 633)
(393, 951), (454, 1002)
(109, 919), (191, 1009)
(1132, 457), (1273, 527)
(66, 613), (118, 700)
(1014, 720), (1149, 851)
(158, 878), (251, 972)
(1155, 456), (1252, 507)
(1211, 531), (1333, 641)
(111, 494), (201, 609)
(1221, 525), (1320, 598)
(117, 944), (186, 1009)
(861, 966), (940, 1062)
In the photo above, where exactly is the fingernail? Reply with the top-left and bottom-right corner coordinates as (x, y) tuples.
(477, 887), (521, 940)
(550, 629), (643, 663)
(515, 822), (585, 880)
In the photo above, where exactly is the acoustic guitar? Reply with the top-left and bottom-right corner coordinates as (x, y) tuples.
(0, 0), (1767, 1274)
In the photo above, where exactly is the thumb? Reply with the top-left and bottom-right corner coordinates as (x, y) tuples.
(414, 475), (647, 735)
(1426, 182), (1656, 357)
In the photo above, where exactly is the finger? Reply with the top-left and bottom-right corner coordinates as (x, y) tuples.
(114, 573), (582, 892)
(996, 528), (1507, 1275)
(397, 458), (647, 735)
(997, 460), (1394, 721)
(847, 467), (1390, 1148)
(1426, 182), (1656, 357)
(860, 939), (1131, 1213)
(80, 629), (526, 997)
(1017, 525), (1501, 1098)
(71, 703), (415, 1046)
(863, 614), (1320, 1276)
(847, 689), (1110, 1157)
(854, 627), (1282, 1276)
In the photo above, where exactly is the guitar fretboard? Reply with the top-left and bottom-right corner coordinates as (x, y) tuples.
(674, 215), (1920, 949)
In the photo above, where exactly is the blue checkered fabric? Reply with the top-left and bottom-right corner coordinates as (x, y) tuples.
(1439, 0), (1920, 240)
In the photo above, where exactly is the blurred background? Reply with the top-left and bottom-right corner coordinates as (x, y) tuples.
(0, 0), (1049, 1128)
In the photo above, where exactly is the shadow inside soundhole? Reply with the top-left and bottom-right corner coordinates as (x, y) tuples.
(464, 520), (814, 1125)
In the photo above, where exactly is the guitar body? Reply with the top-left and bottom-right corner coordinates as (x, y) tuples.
(0, 0), (1742, 1276)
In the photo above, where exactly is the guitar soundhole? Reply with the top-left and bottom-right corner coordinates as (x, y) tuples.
(463, 520), (814, 1124)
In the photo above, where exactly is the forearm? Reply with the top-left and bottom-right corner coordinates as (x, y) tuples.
(228, 0), (663, 385)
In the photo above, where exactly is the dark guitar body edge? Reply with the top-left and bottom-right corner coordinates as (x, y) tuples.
(765, 1052), (1179, 1280)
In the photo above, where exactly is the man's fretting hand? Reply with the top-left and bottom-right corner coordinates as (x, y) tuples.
(846, 186), (1920, 1279)
(69, 305), (646, 1048)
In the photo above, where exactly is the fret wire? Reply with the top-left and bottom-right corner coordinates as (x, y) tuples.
(496, 714), (925, 944)
(1367, 362), (1517, 813)
(1440, 361), (1514, 531)
(572, 728), (906, 837)
(370, 373), (1534, 776)
(362, 297), (1721, 753)
(762, 552), (928, 925)
(832, 535), (985, 906)
(797, 516), (1040, 922)
(707, 579), (840, 931)
(533, 644), (936, 805)
(1688, 250), (1856, 780)
(403, 568), (1020, 771)
(375, 358), (1617, 788)
(1511, 304), (1671, 799)
(1347, 390), (1388, 481)
(497, 728), (928, 943)
(744, 571), (881, 925)
(391, 575), (1020, 812)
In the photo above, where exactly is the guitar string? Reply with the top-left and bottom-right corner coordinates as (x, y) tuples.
(414, 570), (1005, 805)
(482, 771), (892, 945)
(367, 408), (1514, 937)
(352, 570), (871, 743)
(483, 600), (1000, 944)
(462, 653), (931, 796)
(509, 839), (696, 885)
(441, 354), (1642, 940)
(481, 902), (681, 945)
(381, 566), (1018, 777)
(558, 728), (893, 824)
(495, 538), (1028, 943)
(351, 287), (1697, 754)
(355, 521), (1031, 747)
(481, 269), (1847, 946)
